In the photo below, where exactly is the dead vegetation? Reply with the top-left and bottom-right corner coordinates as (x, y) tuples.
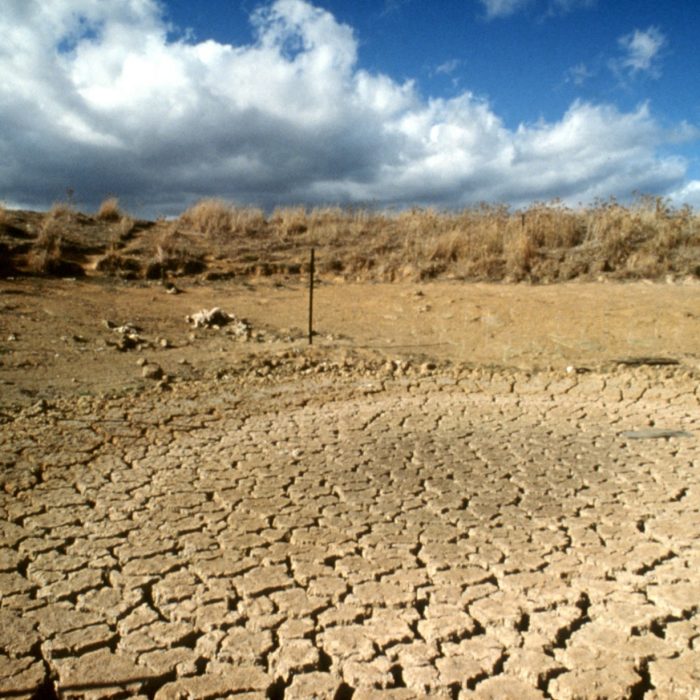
(96, 196), (123, 222)
(1, 196), (698, 281)
(25, 204), (84, 276)
(179, 198), (266, 239)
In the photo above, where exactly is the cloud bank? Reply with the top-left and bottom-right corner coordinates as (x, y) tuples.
(0, 0), (694, 216)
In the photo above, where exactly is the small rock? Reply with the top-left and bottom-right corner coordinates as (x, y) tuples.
(159, 338), (170, 349)
(157, 376), (171, 390)
(7, 333), (17, 342)
(136, 358), (147, 367)
(142, 364), (164, 380)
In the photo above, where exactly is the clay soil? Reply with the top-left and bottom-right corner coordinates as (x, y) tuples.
(1, 273), (699, 699)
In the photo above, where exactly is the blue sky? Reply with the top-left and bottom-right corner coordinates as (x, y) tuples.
(1, 0), (700, 216)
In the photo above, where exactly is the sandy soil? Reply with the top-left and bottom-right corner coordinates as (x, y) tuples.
(1, 276), (698, 407)
(0, 276), (699, 699)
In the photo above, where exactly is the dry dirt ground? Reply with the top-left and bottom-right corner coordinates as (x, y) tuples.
(1, 276), (699, 699)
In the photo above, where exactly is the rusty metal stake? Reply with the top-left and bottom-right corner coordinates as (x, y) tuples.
(308, 248), (315, 346)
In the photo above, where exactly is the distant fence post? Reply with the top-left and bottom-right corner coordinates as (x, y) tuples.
(308, 248), (315, 346)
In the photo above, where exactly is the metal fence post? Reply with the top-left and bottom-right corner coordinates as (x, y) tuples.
(308, 248), (315, 346)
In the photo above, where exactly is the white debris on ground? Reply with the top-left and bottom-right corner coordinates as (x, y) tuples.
(186, 307), (232, 329)
(186, 308), (253, 340)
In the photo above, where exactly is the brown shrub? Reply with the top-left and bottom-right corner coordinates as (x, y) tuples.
(96, 196), (123, 221)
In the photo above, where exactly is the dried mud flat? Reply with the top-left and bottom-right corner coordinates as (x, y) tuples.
(1, 277), (699, 699)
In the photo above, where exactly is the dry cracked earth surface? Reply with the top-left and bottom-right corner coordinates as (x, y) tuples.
(1, 278), (699, 699)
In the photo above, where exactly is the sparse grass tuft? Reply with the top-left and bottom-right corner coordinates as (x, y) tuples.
(46, 201), (76, 221)
(97, 196), (123, 222)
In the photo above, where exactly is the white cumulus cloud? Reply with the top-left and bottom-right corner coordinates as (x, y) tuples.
(617, 26), (666, 77)
(0, 0), (694, 216)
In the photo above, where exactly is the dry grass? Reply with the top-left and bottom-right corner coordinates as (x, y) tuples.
(264, 198), (699, 281)
(27, 219), (64, 274)
(145, 226), (207, 279)
(96, 196), (123, 222)
(179, 199), (266, 239)
(25, 202), (85, 275)
(7, 196), (699, 281)
(45, 201), (76, 222)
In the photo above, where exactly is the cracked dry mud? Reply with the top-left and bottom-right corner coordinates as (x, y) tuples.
(1, 364), (699, 699)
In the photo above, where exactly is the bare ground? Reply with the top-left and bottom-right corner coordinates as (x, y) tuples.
(1, 276), (699, 699)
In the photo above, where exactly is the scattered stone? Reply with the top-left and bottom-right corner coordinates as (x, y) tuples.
(106, 322), (147, 351)
(141, 364), (163, 380)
